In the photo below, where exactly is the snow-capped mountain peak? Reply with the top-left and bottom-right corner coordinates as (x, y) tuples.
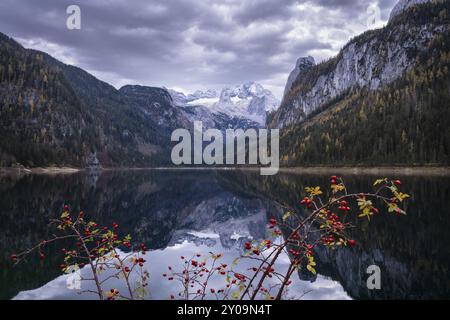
(170, 82), (280, 126)
(188, 89), (218, 101)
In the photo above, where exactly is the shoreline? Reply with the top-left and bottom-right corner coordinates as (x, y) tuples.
(1, 165), (449, 176)
(277, 166), (450, 176)
(0, 166), (81, 175)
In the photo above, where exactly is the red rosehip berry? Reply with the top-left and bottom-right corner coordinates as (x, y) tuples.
(348, 239), (356, 247)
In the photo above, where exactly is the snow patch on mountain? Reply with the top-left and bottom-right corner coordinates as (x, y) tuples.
(170, 82), (280, 125)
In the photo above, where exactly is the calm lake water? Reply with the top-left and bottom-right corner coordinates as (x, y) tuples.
(0, 169), (449, 300)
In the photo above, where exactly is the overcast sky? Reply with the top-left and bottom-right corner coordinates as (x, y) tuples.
(0, 0), (398, 98)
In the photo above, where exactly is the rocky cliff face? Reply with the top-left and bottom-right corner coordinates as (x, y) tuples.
(283, 56), (315, 99)
(120, 85), (190, 132)
(389, 0), (433, 21)
(271, 0), (447, 129)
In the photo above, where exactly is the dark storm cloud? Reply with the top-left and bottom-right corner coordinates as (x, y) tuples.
(0, 0), (399, 97)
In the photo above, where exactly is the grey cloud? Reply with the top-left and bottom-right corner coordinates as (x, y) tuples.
(0, 0), (399, 98)
(232, 0), (299, 25)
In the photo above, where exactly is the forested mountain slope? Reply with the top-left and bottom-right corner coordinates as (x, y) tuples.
(0, 32), (178, 168)
(272, 1), (450, 166)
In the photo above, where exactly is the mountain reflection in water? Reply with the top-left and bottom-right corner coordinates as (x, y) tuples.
(0, 169), (448, 299)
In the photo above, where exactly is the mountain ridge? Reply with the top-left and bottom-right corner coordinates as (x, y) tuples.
(0, 33), (178, 168)
(170, 81), (279, 126)
(1, 0), (449, 168)
(271, 0), (449, 129)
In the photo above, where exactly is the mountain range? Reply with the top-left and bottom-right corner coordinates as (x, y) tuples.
(0, 0), (449, 168)
(0, 30), (279, 168)
(169, 82), (279, 126)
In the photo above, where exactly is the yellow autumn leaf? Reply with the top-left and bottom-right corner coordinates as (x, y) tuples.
(231, 291), (240, 299)
(331, 184), (345, 193)
(393, 191), (410, 202)
(357, 198), (372, 210)
(388, 203), (398, 213)
(282, 211), (292, 221)
(305, 186), (323, 196)
(307, 264), (317, 275)
(373, 178), (387, 186)
(358, 208), (373, 220)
